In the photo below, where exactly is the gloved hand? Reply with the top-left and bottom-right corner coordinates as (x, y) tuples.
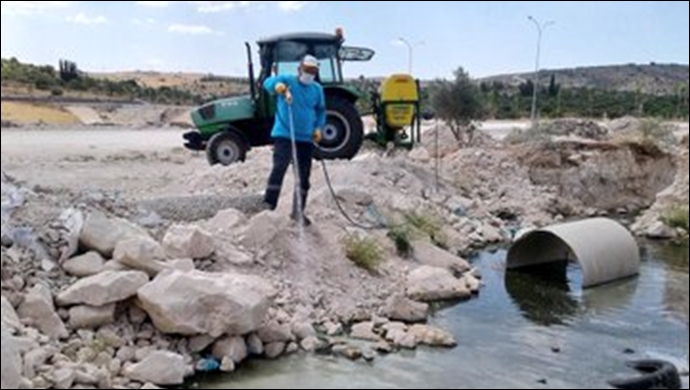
(275, 82), (288, 95)
(275, 83), (293, 104)
(313, 129), (322, 144)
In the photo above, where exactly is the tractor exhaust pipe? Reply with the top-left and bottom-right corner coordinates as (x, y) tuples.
(246, 42), (257, 101)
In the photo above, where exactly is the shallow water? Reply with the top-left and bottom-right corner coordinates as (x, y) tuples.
(199, 242), (689, 389)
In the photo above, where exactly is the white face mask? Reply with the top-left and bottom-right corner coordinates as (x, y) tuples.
(299, 73), (315, 85)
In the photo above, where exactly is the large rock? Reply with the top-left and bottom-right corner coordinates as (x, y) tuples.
(1, 296), (22, 331)
(350, 322), (381, 342)
(1, 329), (24, 389)
(408, 325), (457, 348)
(463, 274), (481, 293)
(63, 252), (105, 278)
(137, 270), (275, 337)
(50, 367), (76, 389)
(645, 221), (678, 240)
(114, 237), (167, 277)
(291, 321), (316, 340)
(167, 259), (195, 272)
(188, 335), (216, 353)
(406, 266), (471, 302)
(215, 244), (255, 266)
(80, 211), (150, 257)
(57, 271), (149, 307)
(257, 322), (294, 344)
(212, 336), (247, 364)
(69, 305), (116, 329)
(162, 225), (215, 260)
(57, 208), (84, 263)
(23, 346), (57, 380)
(239, 211), (282, 250)
(17, 284), (68, 339)
(123, 351), (188, 386)
(384, 295), (429, 323)
(203, 208), (246, 234)
(479, 224), (504, 243)
(412, 242), (471, 275)
(264, 342), (286, 360)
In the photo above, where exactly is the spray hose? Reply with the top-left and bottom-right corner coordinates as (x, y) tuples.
(284, 102), (387, 230)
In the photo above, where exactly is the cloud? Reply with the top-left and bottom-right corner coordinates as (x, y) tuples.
(1, 1), (72, 16)
(187, 1), (312, 13)
(135, 1), (170, 8)
(168, 24), (214, 35)
(132, 18), (156, 29)
(66, 13), (108, 25)
(190, 1), (250, 13)
(277, 1), (308, 12)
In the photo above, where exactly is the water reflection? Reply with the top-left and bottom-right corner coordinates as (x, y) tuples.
(505, 261), (580, 326)
(505, 260), (639, 326)
(202, 245), (688, 390)
(656, 242), (689, 324)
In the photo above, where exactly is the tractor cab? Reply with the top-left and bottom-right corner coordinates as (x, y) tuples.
(252, 31), (376, 159)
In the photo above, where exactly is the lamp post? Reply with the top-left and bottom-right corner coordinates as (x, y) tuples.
(397, 37), (424, 74)
(528, 16), (554, 127)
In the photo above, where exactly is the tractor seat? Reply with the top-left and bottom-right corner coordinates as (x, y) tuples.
(379, 74), (420, 129)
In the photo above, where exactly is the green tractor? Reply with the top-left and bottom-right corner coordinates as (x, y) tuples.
(183, 30), (378, 166)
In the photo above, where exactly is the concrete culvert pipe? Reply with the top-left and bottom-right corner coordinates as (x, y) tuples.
(507, 218), (640, 288)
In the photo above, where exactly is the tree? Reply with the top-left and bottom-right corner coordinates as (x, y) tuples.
(548, 74), (560, 97)
(519, 80), (534, 97)
(430, 67), (485, 146)
(59, 59), (79, 83)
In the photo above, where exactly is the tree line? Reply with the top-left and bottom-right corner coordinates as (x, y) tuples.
(1, 58), (202, 105)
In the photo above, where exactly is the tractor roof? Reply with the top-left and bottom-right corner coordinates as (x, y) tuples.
(257, 32), (342, 45)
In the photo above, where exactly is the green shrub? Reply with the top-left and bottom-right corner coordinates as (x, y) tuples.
(662, 207), (689, 231)
(387, 225), (414, 258)
(343, 235), (384, 272)
(404, 211), (448, 249)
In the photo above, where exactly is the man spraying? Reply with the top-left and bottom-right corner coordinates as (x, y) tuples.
(263, 55), (326, 226)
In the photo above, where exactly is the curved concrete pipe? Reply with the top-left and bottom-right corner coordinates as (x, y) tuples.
(507, 218), (640, 288)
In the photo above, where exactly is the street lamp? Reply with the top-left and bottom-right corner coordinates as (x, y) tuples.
(397, 37), (424, 74)
(528, 16), (554, 127)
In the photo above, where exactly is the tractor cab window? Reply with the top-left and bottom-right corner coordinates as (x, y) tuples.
(275, 58), (339, 84)
(273, 40), (342, 84)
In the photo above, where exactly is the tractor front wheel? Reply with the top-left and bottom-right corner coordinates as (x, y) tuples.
(315, 97), (364, 160)
(206, 131), (247, 166)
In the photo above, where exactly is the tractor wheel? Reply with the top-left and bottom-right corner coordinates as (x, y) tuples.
(206, 131), (247, 166)
(315, 96), (364, 160)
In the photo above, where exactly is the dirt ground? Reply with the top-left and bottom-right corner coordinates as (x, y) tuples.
(0, 121), (528, 201)
(1, 128), (197, 200)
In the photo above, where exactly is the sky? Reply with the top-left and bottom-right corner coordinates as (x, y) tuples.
(1, 1), (688, 79)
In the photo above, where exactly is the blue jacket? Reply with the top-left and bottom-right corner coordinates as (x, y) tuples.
(264, 75), (327, 143)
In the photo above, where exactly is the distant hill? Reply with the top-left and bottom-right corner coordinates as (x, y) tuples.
(1, 58), (248, 105)
(90, 71), (249, 100)
(480, 63), (689, 95)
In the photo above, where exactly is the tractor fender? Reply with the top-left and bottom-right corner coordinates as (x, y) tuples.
(324, 85), (362, 104)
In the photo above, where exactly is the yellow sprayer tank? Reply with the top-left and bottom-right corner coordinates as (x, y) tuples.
(379, 74), (419, 129)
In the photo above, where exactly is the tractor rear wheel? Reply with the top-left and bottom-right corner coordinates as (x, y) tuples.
(315, 96), (364, 160)
(206, 131), (247, 166)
